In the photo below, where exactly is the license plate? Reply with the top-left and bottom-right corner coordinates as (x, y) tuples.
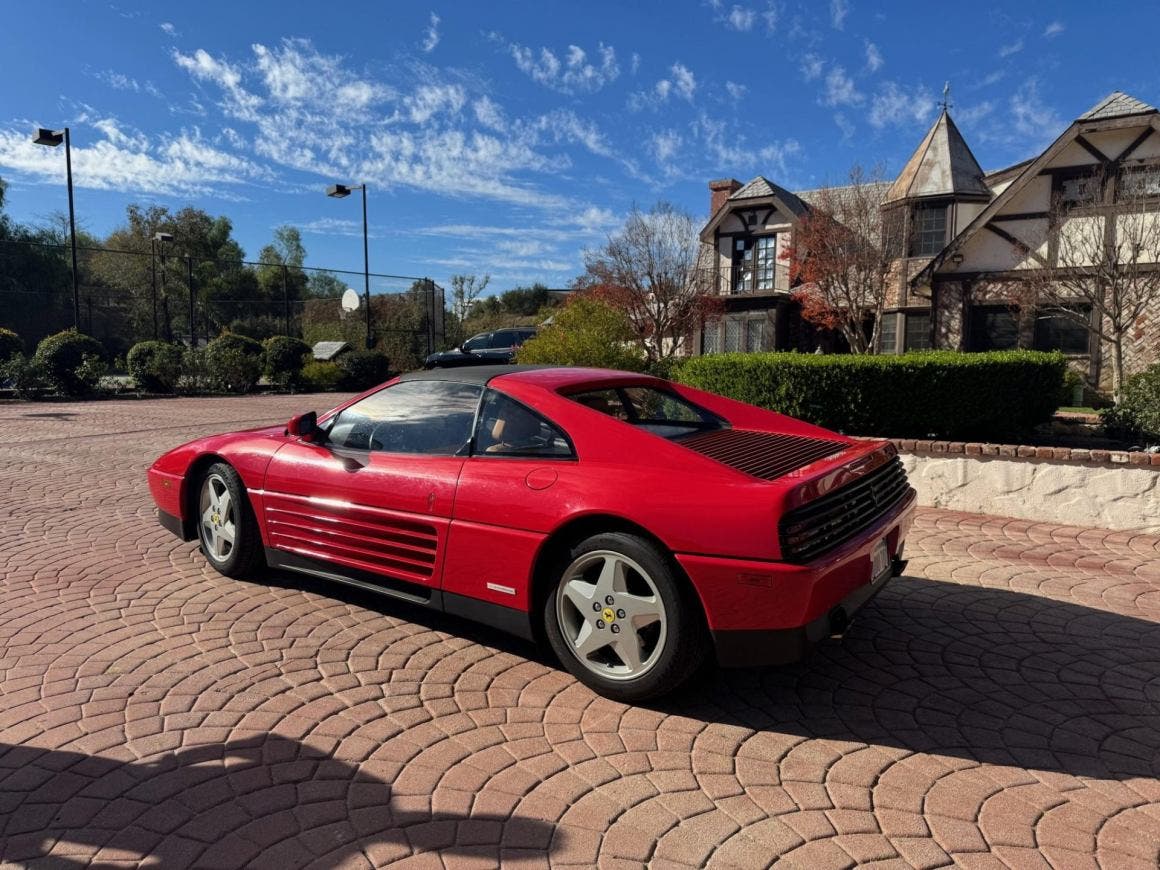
(870, 540), (890, 584)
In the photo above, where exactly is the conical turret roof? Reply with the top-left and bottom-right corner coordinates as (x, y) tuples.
(884, 110), (990, 204)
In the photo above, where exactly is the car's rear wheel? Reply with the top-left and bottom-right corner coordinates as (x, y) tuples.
(197, 462), (264, 578)
(543, 532), (707, 702)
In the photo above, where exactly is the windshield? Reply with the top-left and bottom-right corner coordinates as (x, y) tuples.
(567, 386), (726, 440)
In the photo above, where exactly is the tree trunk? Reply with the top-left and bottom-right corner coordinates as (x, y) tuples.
(1110, 333), (1125, 404)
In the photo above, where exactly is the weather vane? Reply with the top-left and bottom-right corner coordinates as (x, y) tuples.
(940, 81), (953, 111)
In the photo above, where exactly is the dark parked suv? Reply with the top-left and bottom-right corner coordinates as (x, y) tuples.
(423, 327), (537, 369)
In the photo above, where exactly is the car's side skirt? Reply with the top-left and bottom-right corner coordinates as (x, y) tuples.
(263, 548), (534, 641)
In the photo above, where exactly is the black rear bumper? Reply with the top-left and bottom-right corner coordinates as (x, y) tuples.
(712, 555), (906, 668)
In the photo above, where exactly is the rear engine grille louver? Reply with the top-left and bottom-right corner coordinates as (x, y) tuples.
(678, 429), (847, 481)
(779, 456), (912, 563)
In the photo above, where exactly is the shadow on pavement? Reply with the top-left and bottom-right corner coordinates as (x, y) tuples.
(0, 734), (562, 868)
(262, 567), (1160, 783)
(668, 575), (1160, 782)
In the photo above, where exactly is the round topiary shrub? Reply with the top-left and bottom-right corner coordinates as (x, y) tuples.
(1102, 364), (1160, 444)
(262, 335), (312, 388)
(0, 327), (23, 363)
(127, 341), (185, 393)
(33, 330), (107, 396)
(299, 361), (345, 392)
(336, 350), (391, 391)
(205, 333), (264, 394)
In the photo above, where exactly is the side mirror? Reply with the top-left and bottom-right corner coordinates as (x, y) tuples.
(286, 411), (318, 439)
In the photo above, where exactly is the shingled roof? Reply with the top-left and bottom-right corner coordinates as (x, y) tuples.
(729, 176), (809, 216)
(884, 109), (990, 204)
(1078, 91), (1157, 121)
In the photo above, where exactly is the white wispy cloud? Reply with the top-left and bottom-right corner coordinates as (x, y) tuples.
(696, 114), (800, 174)
(800, 53), (824, 82)
(159, 21), (178, 37)
(507, 40), (620, 94)
(1043, 21), (1065, 38)
(630, 62), (697, 110)
(821, 66), (862, 107)
(830, 0), (849, 29)
(864, 41), (883, 73)
(833, 112), (855, 141)
(472, 95), (505, 131)
(1010, 78), (1063, 139)
(421, 12), (441, 53)
(998, 39), (1024, 58)
(91, 69), (162, 97)
(955, 101), (994, 126)
(650, 129), (682, 164)
(725, 81), (748, 101)
(0, 120), (270, 197)
(868, 81), (934, 128)
(721, 5), (756, 31)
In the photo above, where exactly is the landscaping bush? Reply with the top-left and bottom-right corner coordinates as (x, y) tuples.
(673, 350), (1067, 440)
(263, 335), (312, 388)
(336, 350), (391, 391)
(1101, 364), (1160, 444)
(205, 333), (264, 393)
(0, 327), (22, 362)
(516, 297), (646, 371)
(127, 341), (185, 393)
(300, 360), (346, 392)
(1, 354), (48, 399)
(33, 330), (107, 396)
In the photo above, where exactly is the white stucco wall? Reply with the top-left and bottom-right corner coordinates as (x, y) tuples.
(901, 453), (1160, 532)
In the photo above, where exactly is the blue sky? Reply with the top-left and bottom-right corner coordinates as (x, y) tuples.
(0, 0), (1156, 293)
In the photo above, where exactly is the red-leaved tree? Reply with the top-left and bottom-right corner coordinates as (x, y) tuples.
(780, 165), (902, 354)
(578, 202), (720, 362)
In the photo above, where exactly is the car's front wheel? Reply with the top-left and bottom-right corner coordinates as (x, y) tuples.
(543, 532), (708, 702)
(197, 462), (264, 578)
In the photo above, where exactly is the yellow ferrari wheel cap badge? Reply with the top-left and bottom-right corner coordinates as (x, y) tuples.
(602, 607), (615, 624)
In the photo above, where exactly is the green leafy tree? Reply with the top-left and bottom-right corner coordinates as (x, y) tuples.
(516, 296), (645, 371)
(499, 283), (552, 315)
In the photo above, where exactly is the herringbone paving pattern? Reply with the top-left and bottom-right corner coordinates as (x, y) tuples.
(1, 396), (1158, 868)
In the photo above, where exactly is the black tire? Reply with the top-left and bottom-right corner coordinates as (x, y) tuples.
(542, 532), (708, 703)
(196, 462), (265, 579)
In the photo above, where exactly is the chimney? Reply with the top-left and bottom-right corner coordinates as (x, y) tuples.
(709, 178), (742, 217)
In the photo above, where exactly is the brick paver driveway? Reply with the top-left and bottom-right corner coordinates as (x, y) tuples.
(1, 395), (1158, 869)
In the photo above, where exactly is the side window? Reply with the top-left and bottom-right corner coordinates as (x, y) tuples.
(463, 333), (489, 352)
(326, 380), (482, 455)
(473, 390), (573, 458)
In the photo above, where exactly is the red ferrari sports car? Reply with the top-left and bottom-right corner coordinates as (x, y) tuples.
(149, 365), (914, 701)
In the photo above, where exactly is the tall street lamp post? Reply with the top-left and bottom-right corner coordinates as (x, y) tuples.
(326, 183), (372, 349)
(33, 127), (79, 330)
(151, 232), (173, 340)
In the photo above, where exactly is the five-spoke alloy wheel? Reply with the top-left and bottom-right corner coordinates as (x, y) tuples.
(195, 462), (264, 578)
(544, 532), (707, 702)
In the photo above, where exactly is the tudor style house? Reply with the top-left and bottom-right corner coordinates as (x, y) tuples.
(697, 90), (1160, 389)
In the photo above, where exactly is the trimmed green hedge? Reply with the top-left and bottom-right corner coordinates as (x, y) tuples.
(127, 341), (185, 393)
(673, 350), (1067, 440)
(34, 330), (107, 396)
(205, 333), (264, 394)
(0, 327), (22, 362)
(1102, 363), (1160, 444)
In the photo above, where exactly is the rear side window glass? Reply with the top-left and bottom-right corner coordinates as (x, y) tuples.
(568, 386), (725, 439)
(326, 380), (482, 455)
(473, 390), (573, 458)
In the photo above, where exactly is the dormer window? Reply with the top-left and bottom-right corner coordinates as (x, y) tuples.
(910, 203), (948, 256)
(731, 235), (778, 293)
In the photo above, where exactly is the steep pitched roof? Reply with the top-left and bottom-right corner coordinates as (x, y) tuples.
(1079, 91), (1156, 120)
(699, 175), (810, 241)
(911, 91), (1160, 287)
(729, 176), (810, 216)
(884, 110), (991, 203)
